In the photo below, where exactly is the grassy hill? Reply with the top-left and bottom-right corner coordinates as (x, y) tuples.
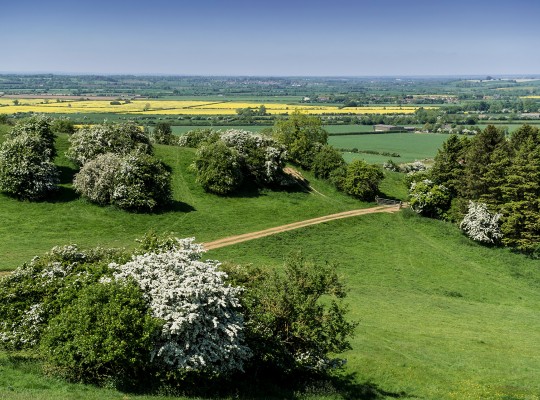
(1, 125), (538, 399)
(0, 130), (368, 270)
(209, 211), (540, 399)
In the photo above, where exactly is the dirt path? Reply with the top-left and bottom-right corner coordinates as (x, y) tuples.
(204, 204), (401, 250)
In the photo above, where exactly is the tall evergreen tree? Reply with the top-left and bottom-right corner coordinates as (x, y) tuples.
(500, 132), (540, 254)
(462, 125), (506, 200)
(430, 134), (470, 196)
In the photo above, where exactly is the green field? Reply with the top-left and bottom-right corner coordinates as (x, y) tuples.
(2, 123), (540, 400)
(0, 132), (367, 271)
(208, 211), (540, 400)
(329, 133), (449, 164)
(3, 211), (540, 399)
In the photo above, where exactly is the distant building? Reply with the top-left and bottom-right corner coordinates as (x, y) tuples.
(373, 124), (407, 132)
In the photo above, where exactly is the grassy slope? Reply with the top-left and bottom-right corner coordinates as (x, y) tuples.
(208, 211), (540, 400)
(0, 132), (363, 270)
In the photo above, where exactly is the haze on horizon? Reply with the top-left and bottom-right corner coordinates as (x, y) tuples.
(2, 0), (539, 77)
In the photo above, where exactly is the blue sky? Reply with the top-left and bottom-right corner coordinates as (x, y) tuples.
(1, 0), (539, 76)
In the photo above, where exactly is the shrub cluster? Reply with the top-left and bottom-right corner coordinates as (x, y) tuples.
(192, 129), (287, 195)
(0, 116), (58, 200)
(0, 234), (356, 387)
(67, 122), (152, 167)
(68, 122), (172, 212)
(74, 152), (172, 212)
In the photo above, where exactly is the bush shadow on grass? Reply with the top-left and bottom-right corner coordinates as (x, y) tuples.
(122, 371), (409, 400)
(57, 165), (77, 185)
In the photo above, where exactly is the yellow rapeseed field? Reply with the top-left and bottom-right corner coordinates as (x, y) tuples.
(0, 98), (435, 115)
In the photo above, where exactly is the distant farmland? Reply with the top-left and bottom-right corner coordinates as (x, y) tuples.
(0, 98), (435, 115)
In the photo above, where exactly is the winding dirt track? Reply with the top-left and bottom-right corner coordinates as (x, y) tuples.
(204, 204), (401, 250)
(0, 204), (401, 277)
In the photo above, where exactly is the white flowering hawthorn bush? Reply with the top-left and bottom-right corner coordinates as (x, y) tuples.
(220, 129), (287, 185)
(0, 244), (127, 349)
(193, 129), (287, 194)
(460, 201), (503, 244)
(8, 115), (57, 158)
(67, 122), (152, 167)
(177, 128), (220, 148)
(73, 152), (172, 212)
(109, 238), (251, 373)
(409, 179), (451, 218)
(0, 133), (59, 200)
(401, 161), (427, 173)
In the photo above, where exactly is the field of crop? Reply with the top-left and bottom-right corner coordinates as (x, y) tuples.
(0, 98), (435, 116)
(329, 132), (449, 164)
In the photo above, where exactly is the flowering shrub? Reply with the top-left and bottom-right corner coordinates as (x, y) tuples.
(383, 159), (400, 172)
(8, 115), (56, 158)
(460, 201), (503, 244)
(67, 122), (152, 167)
(409, 179), (451, 218)
(0, 133), (58, 200)
(220, 129), (287, 185)
(177, 128), (220, 148)
(401, 161), (427, 173)
(109, 238), (251, 374)
(73, 152), (172, 212)
(0, 245), (127, 349)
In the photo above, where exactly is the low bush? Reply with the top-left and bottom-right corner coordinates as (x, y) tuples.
(67, 122), (152, 167)
(0, 133), (58, 200)
(73, 152), (172, 212)
(409, 179), (451, 218)
(341, 160), (384, 201)
(41, 280), (161, 384)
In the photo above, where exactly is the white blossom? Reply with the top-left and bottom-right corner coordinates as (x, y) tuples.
(109, 238), (250, 373)
(460, 201), (503, 244)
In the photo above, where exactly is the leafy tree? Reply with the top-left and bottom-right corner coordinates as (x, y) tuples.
(223, 253), (357, 375)
(342, 160), (384, 201)
(67, 122), (152, 167)
(273, 111), (328, 169)
(462, 125), (505, 200)
(409, 179), (451, 218)
(194, 141), (243, 195)
(312, 145), (346, 180)
(430, 134), (470, 196)
(150, 122), (173, 145)
(500, 132), (540, 254)
(0, 133), (58, 200)
(50, 118), (75, 135)
(177, 128), (220, 148)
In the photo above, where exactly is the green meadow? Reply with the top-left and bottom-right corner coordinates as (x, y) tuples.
(1, 124), (540, 400)
(329, 133), (449, 164)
